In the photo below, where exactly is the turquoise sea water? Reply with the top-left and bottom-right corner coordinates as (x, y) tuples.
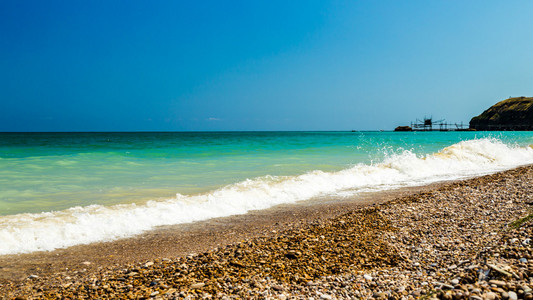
(1, 131), (533, 254)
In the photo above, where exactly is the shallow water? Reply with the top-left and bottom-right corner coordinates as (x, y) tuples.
(1, 131), (533, 254)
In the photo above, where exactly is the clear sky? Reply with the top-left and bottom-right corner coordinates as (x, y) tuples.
(1, 1), (532, 131)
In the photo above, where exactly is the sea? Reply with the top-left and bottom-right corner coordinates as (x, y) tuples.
(1, 131), (533, 255)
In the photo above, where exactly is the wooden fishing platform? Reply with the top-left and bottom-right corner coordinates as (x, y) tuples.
(395, 117), (471, 132)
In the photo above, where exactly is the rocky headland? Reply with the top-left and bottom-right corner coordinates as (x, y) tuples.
(1, 166), (533, 299)
(470, 97), (533, 131)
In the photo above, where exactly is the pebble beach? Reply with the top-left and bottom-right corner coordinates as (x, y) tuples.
(2, 165), (533, 299)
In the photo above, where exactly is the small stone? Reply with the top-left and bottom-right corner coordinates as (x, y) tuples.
(508, 291), (518, 300)
(144, 261), (154, 267)
(272, 285), (284, 291)
(320, 294), (332, 300)
(451, 279), (459, 285)
(81, 261), (91, 266)
(469, 296), (482, 300)
(190, 283), (205, 289)
(363, 274), (373, 281)
(520, 258), (529, 263)
(28, 275), (39, 279)
(484, 292), (497, 300)
(150, 291), (159, 297)
(489, 280), (507, 287)
(435, 282), (454, 290)
(501, 291), (509, 299)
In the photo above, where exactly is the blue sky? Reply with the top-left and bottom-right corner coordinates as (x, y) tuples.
(1, 1), (532, 131)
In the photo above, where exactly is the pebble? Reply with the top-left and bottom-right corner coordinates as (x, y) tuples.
(435, 281), (454, 290)
(484, 292), (497, 300)
(509, 291), (518, 300)
(272, 285), (284, 291)
(489, 280), (507, 287)
(144, 261), (154, 267)
(190, 283), (205, 289)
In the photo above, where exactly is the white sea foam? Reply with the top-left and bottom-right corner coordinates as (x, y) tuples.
(1, 138), (532, 255)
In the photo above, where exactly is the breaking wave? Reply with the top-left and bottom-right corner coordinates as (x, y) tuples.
(1, 138), (532, 255)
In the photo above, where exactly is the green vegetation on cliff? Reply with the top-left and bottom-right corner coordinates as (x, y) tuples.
(470, 97), (533, 130)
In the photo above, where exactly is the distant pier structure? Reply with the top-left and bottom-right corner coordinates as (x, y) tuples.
(395, 117), (470, 131)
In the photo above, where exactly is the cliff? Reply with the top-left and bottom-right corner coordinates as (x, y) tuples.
(469, 97), (533, 131)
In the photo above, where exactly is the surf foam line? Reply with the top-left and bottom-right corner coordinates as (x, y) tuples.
(1, 138), (532, 255)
